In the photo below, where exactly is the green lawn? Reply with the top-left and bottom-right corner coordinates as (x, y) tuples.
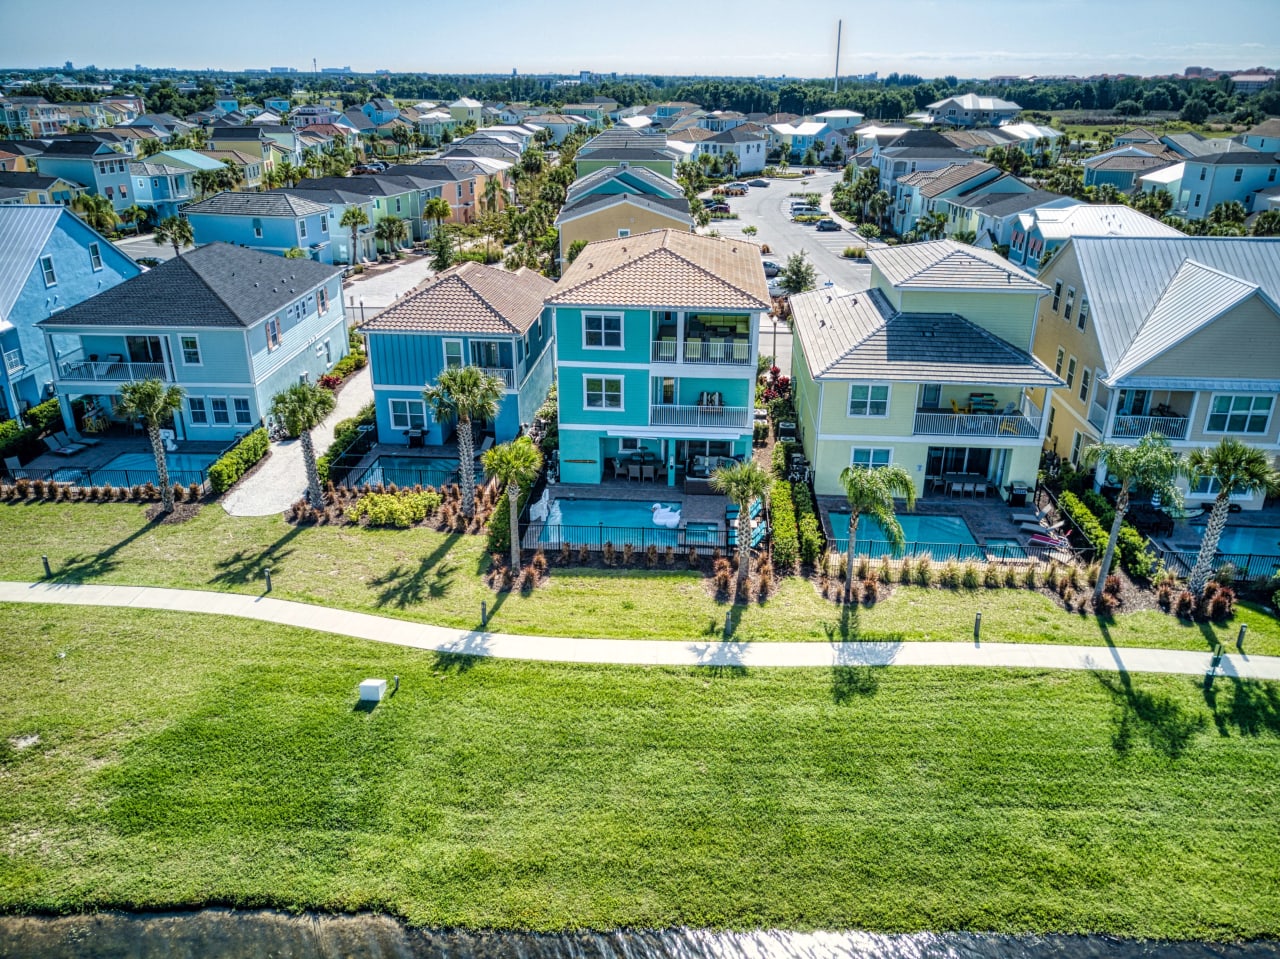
(1, 604), (1277, 937)
(0, 501), (1277, 653)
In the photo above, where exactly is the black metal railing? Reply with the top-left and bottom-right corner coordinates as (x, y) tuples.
(525, 522), (729, 551)
(10, 465), (210, 490)
(827, 536), (1089, 565)
(1153, 548), (1280, 583)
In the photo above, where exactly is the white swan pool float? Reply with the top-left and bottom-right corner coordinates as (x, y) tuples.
(651, 504), (681, 528)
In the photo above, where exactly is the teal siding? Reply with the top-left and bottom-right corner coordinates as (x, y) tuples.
(559, 368), (650, 429)
(518, 347), (555, 427)
(369, 332), (437, 387)
(554, 306), (651, 365)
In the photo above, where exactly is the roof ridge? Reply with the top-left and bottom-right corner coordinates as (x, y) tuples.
(457, 263), (525, 334)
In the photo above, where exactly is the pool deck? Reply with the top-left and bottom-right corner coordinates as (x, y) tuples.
(346, 442), (469, 484)
(817, 493), (1035, 549)
(23, 437), (225, 476)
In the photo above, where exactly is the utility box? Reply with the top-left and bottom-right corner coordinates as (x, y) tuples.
(359, 679), (387, 702)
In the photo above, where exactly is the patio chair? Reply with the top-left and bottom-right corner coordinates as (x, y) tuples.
(641, 464), (656, 482)
(1020, 519), (1064, 534)
(43, 435), (86, 457)
(56, 430), (100, 448)
(1010, 507), (1049, 524)
(628, 463), (642, 482)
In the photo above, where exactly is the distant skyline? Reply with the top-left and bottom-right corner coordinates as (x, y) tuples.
(3, 0), (1279, 80)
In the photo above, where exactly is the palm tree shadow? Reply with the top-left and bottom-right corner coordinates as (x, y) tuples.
(53, 516), (163, 582)
(689, 640), (748, 678)
(821, 602), (859, 643)
(1202, 672), (1280, 738)
(208, 525), (304, 591)
(369, 532), (462, 608)
(1092, 668), (1208, 759)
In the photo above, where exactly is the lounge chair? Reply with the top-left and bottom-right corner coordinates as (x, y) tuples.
(1010, 508), (1048, 524)
(55, 430), (100, 448)
(1020, 519), (1065, 534)
(43, 435), (86, 456)
(476, 436), (494, 456)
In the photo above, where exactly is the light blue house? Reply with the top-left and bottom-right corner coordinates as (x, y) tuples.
(32, 139), (137, 213)
(363, 98), (400, 125)
(265, 97), (292, 114)
(361, 262), (555, 448)
(548, 229), (770, 486)
(184, 191), (335, 262)
(0, 205), (140, 421)
(127, 161), (193, 220)
(38, 243), (348, 442)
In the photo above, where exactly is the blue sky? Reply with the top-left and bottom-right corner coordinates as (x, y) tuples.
(3, 0), (1278, 78)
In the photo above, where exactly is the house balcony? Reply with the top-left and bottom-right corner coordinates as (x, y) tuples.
(1110, 414), (1190, 440)
(650, 338), (752, 366)
(57, 358), (172, 385)
(478, 366), (517, 390)
(649, 403), (749, 430)
(1107, 391), (1193, 440)
(913, 392), (1044, 440)
(1088, 400), (1108, 432)
(3, 348), (24, 377)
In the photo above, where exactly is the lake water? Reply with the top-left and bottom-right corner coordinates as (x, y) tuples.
(3, 911), (1277, 959)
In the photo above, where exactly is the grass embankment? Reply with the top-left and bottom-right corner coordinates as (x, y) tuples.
(1, 605), (1277, 936)
(0, 501), (1277, 653)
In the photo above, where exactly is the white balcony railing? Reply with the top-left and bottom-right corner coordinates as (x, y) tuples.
(649, 404), (750, 430)
(58, 359), (171, 383)
(3, 348), (23, 376)
(650, 339), (752, 365)
(1111, 414), (1190, 440)
(913, 411), (1040, 439)
(478, 366), (516, 389)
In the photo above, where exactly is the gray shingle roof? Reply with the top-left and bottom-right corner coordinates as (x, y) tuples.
(870, 240), (1046, 292)
(183, 191), (331, 217)
(790, 285), (1060, 385)
(950, 189), (1067, 217)
(555, 192), (692, 224)
(36, 242), (339, 330)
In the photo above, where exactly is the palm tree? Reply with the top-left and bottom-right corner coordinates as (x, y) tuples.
(340, 205), (369, 265)
(261, 165), (285, 191)
(921, 211), (948, 240)
(1081, 433), (1185, 604)
(423, 196), (452, 236)
(276, 160), (304, 188)
(217, 160), (245, 192)
(391, 124), (412, 156)
(374, 214), (409, 255)
(119, 203), (148, 235)
(1185, 439), (1280, 593)
(423, 366), (505, 517)
(153, 216), (194, 257)
(710, 460), (772, 593)
(117, 379), (186, 514)
(72, 193), (118, 235)
(482, 175), (503, 214)
(838, 464), (916, 603)
(724, 151), (739, 179)
(270, 382), (336, 510)
(868, 190), (891, 229)
(192, 169), (220, 199)
(482, 435), (544, 571)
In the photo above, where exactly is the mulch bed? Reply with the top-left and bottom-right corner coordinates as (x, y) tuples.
(144, 502), (202, 524)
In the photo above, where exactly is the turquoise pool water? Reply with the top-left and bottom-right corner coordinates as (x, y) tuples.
(49, 451), (217, 486)
(102, 452), (219, 474)
(539, 498), (695, 547)
(1215, 526), (1280, 556)
(829, 512), (981, 559)
(356, 455), (470, 488)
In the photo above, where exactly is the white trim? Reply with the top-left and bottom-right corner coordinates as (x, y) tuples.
(582, 372), (624, 411)
(441, 338), (464, 369)
(389, 397), (427, 431)
(1203, 391), (1275, 436)
(556, 358), (652, 371)
(847, 382), (890, 418)
(178, 334), (202, 367)
(209, 395), (232, 426)
(849, 446), (894, 468)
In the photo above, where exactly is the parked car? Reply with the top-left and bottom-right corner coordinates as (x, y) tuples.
(816, 219), (841, 232)
(706, 202), (731, 214)
(761, 260), (781, 277)
(768, 278), (787, 297)
(791, 206), (822, 219)
(748, 179), (769, 187)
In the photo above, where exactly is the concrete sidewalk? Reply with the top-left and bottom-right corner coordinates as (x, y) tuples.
(3, 580), (1277, 679)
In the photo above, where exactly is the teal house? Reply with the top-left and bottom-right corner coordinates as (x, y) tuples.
(38, 244), (348, 442)
(361, 261), (555, 447)
(548, 229), (770, 485)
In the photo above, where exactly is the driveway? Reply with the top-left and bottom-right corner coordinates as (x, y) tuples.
(341, 255), (438, 327)
(114, 232), (182, 263)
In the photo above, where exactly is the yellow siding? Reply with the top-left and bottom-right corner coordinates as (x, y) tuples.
(898, 289), (1040, 347)
(559, 206), (691, 258)
(1131, 296), (1280, 381)
(818, 381), (917, 436)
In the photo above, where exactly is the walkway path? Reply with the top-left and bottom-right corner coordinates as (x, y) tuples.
(4, 581), (1278, 679)
(221, 367), (372, 517)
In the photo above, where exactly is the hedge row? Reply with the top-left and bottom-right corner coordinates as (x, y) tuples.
(348, 490), (441, 528)
(25, 398), (63, 434)
(1058, 491), (1154, 578)
(0, 419), (42, 464)
(792, 481), (823, 565)
(771, 479), (799, 571)
(208, 428), (269, 494)
(770, 440), (795, 479)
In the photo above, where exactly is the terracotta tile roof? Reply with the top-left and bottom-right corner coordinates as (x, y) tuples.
(361, 262), (552, 335)
(549, 229), (770, 310)
(870, 239), (1046, 292)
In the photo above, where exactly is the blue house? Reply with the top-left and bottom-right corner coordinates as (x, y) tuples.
(127, 161), (193, 220)
(0, 205), (140, 421)
(265, 97), (292, 114)
(184, 191), (335, 262)
(361, 261), (555, 447)
(38, 243), (348, 442)
(548, 229), (770, 485)
(32, 139), (138, 213)
(363, 98), (400, 125)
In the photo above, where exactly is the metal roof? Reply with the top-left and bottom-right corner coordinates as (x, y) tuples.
(869, 240), (1046, 293)
(0, 205), (63, 322)
(1017, 204), (1183, 241)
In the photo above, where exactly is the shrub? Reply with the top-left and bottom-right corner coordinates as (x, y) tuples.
(856, 556), (871, 580)
(898, 557), (913, 585)
(1157, 583), (1173, 610)
(330, 349), (369, 380)
(1104, 574), (1122, 597)
(207, 428), (270, 494)
(25, 397), (63, 434)
(622, 543), (635, 566)
(1023, 564), (1038, 589)
(485, 480), (534, 554)
(1094, 591), (1118, 614)
(841, 246), (866, 259)
(770, 440), (795, 479)
(856, 223), (881, 238)
(1060, 490), (1154, 578)
(317, 401), (375, 484)
(347, 490), (441, 527)
(914, 555), (934, 587)
(771, 480), (799, 572)
(1174, 589), (1196, 618)
(0, 419), (42, 464)
(878, 557), (893, 584)
(792, 483), (824, 565)
(939, 560), (961, 589)
(602, 542), (616, 567)
(1207, 586), (1236, 622)
(579, 543), (590, 565)
(984, 563), (1003, 588)
(961, 562), (981, 590)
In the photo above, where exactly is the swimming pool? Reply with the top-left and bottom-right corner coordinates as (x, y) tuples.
(355, 455), (470, 489)
(828, 512), (982, 559)
(1214, 526), (1280, 557)
(538, 498), (709, 548)
(48, 451), (218, 487)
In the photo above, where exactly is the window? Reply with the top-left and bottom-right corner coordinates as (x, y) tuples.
(848, 384), (889, 417)
(299, 219), (307, 239)
(318, 286), (328, 315)
(1054, 348), (1064, 377)
(1206, 394), (1273, 434)
(88, 242), (102, 271)
(180, 335), (200, 365)
(1194, 193), (1202, 207)
(583, 313), (623, 349)
(320, 214), (328, 232)
(1079, 368), (1092, 404)
(210, 398), (230, 425)
(119, 185), (126, 198)
(1063, 286), (1075, 322)
(253, 218), (263, 238)
(849, 447), (891, 468)
(233, 398), (252, 425)
(1051, 280), (1061, 312)
(584, 375), (623, 410)
(1047, 405), (1055, 439)
(1070, 431), (1083, 466)
(389, 398), (426, 430)
(619, 438), (641, 452)
(618, 228), (630, 237)
(443, 339), (463, 368)
(39, 255), (56, 287)
(266, 317), (281, 351)
(1234, 168), (1243, 182)
(188, 397), (208, 425)
(1065, 356), (1076, 389)
(1077, 298), (1089, 332)
(1199, 167), (1206, 181)
(1270, 169), (1277, 182)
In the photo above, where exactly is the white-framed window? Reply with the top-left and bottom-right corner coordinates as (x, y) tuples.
(188, 397), (208, 425)
(318, 286), (328, 315)
(618, 228), (630, 237)
(1078, 368), (1091, 404)
(583, 312), (623, 349)
(1054, 348), (1064, 377)
(299, 219), (307, 239)
(1066, 356), (1077, 390)
(266, 317), (281, 351)
(849, 447), (892, 468)
(180, 335), (201, 365)
(1070, 431), (1083, 466)
(233, 397), (252, 425)
(1077, 298), (1089, 332)
(584, 375), (623, 410)
(210, 397), (230, 425)
(848, 383), (889, 417)
(443, 338), (463, 369)
(1051, 280), (1061, 313)
(1205, 394), (1273, 434)
(619, 437), (642, 451)
(88, 242), (103, 271)
(320, 214), (328, 232)
(39, 255), (56, 287)
(389, 398), (426, 430)
(1063, 286), (1075, 322)
(253, 218), (263, 238)
(1047, 405), (1056, 439)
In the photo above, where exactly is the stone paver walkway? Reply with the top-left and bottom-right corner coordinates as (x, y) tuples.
(4, 581), (1278, 679)
(222, 367), (372, 517)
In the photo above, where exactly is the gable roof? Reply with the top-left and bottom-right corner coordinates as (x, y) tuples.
(708, 126), (768, 144)
(549, 229), (769, 310)
(565, 165), (685, 203)
(361, 262), (551, 335)
(927, 93), (1021, 112)
(870, 240), (1046, 293)
(0, 172), (78, 191)
(184, 190), (331, 218)
(37, 242), (339, 329)
(952, 188), (1067, 217)
(1019, 204), (1183, 241)
(790, 284), (1060, 385)
(1245, 118), (1280, 138)
(0, 205), (68, 320)
(555, 192), (692, 226)
(917, 161), (994, 198)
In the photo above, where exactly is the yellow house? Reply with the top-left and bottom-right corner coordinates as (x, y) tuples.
(1032, 236), (1280, 509)
(555, 193), (694, 261)
(0, 172), (84, 205)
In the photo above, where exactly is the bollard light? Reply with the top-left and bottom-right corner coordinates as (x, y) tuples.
(263, 567), (272, 593)
(42, 555), (51, 578)
(974, 611), (982, 642)
(481, 600), (488, 628)
(1237, 624), (1247, 651)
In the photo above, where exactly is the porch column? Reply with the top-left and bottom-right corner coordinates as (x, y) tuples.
(1102, 387), (1120, 441)
(675, 311), (685, 366)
